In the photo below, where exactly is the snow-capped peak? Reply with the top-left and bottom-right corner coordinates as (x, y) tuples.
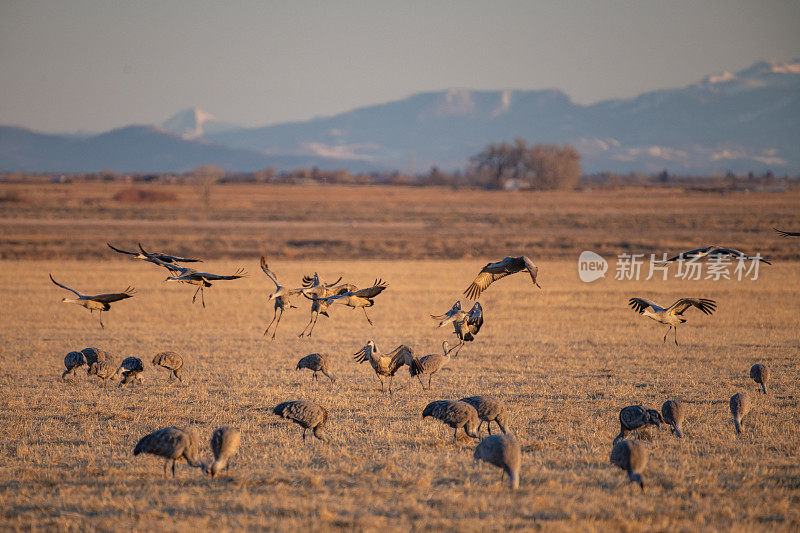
(161, 108), (238, 138)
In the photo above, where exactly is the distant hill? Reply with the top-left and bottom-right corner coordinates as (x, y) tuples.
(2, 59), (798, 174)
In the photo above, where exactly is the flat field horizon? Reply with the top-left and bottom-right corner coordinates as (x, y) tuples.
(0, 183), (798, 531)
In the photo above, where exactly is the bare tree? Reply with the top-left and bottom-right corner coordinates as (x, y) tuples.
(191, 164), (223, 210)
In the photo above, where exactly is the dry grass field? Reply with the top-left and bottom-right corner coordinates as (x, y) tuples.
(1, 183), (799, 531)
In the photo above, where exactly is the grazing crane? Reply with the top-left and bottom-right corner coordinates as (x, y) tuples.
(116, 356), (145, 386)
(260, 256), (303, 339)
(459, 395), (509, 435)
(205, 426), (241, 477)
(613, 405), (663, 443)
(88, 360), (115, 385)
(628, 297), (717, 344)
(773, 227), (800, 237)
(464, 256), (540, 300)
(154, 258), (246, 308)
(81, 347), (114, 367)
(432, 301), (484, 356)
(408, 341), (452, 390)
(49, 274), (135, 328)
(62, 351), (86, 380)
(133, 426), (203, 478)
(296, 353), (336, 383)
(474, 433), (521, 490)
(353, 340), (416, 393)
(107, 242), (202, 265)
(273, 401), (329, 442)
(422, 400), (480, 443)
(303, 279), (388, 326)
(661, 400), (685, 438)
(298, 272), (353, 337)
(152, 351), (184, 382)
(750, 364), (770, 394)
(610, 440), (648, 491)
(730, 392), (751, 434)
(654, 245), (770, 265)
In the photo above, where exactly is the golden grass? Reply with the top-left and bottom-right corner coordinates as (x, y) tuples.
(1, 256), (799, 531)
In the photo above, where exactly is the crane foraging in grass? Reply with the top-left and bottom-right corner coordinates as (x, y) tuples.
(474, 432), (521, 490)
(205, 426), (241, 477)
(610, 439), (648, 491)
(273, 401), (329, 442)
(628, 297), (717, 344)
(49, 274), (135, 328)
(133, 426), (203, 478)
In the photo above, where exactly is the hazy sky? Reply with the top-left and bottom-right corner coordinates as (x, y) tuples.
(1, 1), (798, 133)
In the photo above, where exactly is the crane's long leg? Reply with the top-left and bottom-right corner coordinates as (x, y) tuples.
(192, 286), (201, 304)
(271, 308), (284, 340)
(299, 309), (317, 337)
(98, 311), (105, 329)
(674, 326), (678, 345)
(389, 376), (394, 394)
(200, 286), (206, 308)
(302, 428), (307, 441)
(428, 375), (433, 390)
(453, 428), (458, 443)
(663, 326), (671, 343)
(264, 306), (278, 336)
(172, 459), (177, 478)
(417, 375), (425, 389)
(163, 459), (169, 478)
(363, 308), (374, 326)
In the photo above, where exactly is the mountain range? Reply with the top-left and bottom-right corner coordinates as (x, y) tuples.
(1, 59), (798, 175)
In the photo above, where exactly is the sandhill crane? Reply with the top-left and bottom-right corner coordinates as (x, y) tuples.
(116, 356), (145, 386)
(133, 426), (203, 478)
(459, 395), (509, 435)
(353, 340), (415, 393)
(81, 347), (114, 367)
(474, 433), (521, 490)
(296, 353), (336, 383)
(260, 256), (302, 339)
(205, 426), (241, 477)
(62, 351), (86, 380)
(628, 297), (717, 344)
(432, 301), (484, 356)
(464, 256), (540, 300)
(661, 400), (685, 438)
(154, 258), (246, 308)
(408, 341), (451, 390)
(654, 245), (770, 265)
(107, 242), (202, 265)
(303, 279), (388, 326)
(614, 405), (663, 443)
(730, 392), (751, 434)
(152, 351), (184, 382)
(273, 401), (329, 442)
(49, 274), (135, 328)
(750, 364), (770, 394)
(298, 272), (353, 337)
(773, 227), (800, 237)
(610, 439), (648, 491)
(422, 400), (480, 442)
(88, 360), (115, 385)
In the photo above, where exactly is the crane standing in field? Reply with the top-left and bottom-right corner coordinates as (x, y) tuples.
(407, 341), (452, 390)
(750, 364), (770, 394)
(614, 405), (663, 443)
(432, 301), (484, 357)
(628, 297), (717, 345)
(205, 426), (241, 477)
(730, 392), (751, 434)
(474, 433), (521, 490)
(304, 279), (389, 326)
(353, 340), (417, 393)
(273, 401), (329, 442)
(459, 395), (510, 435)
(298, 272), (354, 337)
(610, 439), (648, 491)
(49, 274), (135, 328)
(661, 400), (685, 438)
(464, 256), (541, 300)
(152, 351), (185, 383)
(133, 426), (203, 478)
(260, 256), (303, 339)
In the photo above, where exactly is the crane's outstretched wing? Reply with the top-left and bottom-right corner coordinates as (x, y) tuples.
(653, 246), (715, 264)
(107, 243), (138, 256)
(199, 268), (247, 281)
(431, 300), (461, 321)
(386, 344), (415, 374)
(260, 256), (279, 289)
(628, 297), (661, 314)
(138, 243), (202, 263)
(148, 257), (188, 274)
(773, 227), (800, 237)
(93, 287), (136, 303)
(354, 279), (388, 298)
(49, 274), (84, 297)
(710, 247), (771, 265)
(667, 298), (716, 316)
(467, 302), (484, 333)
(464, 256), (538, 300)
